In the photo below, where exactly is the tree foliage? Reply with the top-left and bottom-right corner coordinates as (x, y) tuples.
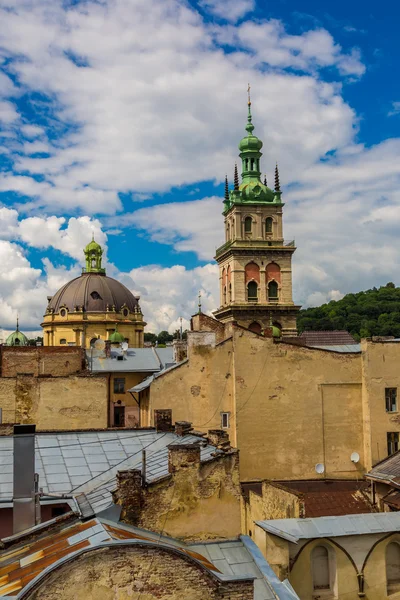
(297, 283), (400, 342)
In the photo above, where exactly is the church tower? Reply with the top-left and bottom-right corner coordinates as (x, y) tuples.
(213, 94), (300, 336)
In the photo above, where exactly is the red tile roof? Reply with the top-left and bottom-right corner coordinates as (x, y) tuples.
(298, 330), (358, 346)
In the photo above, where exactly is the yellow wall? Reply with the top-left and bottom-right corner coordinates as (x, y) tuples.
(109, 372), (146, 427)
(0, 375), (108, 430)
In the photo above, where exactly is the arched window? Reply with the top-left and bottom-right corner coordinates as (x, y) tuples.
(228, 283), (232, 302)
(223, 286), (227, 305)
(387, 542), (400, 594)
(266, 217), (273, 234)
(249, 322), (262, 335)
(244, 217), (252, 234)
(227, 223), (230, 240)
(247, 281), (258, 301)
(312, 546), (330, 591)
(268, 280), (279, 300)
(59, 339), (67, 345)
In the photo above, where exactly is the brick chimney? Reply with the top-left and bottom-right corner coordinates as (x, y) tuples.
(207, 429), (231, 451)
(174, 421), (193, 437)
(115, 469), (143, 525)
(154, 409), (173, 432)
(168, 444), (201, 473)
(105, 340), (112, 358)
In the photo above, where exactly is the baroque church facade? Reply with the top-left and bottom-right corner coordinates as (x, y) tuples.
(214, 96), (299, 337)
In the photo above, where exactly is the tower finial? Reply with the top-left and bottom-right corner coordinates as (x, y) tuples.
(246, 84), (254, 135)
(264, 174), (267, 186)
(198, 290), (202, 314)
(224, 175), (229, 201)
(247, 83), (251, 106)
(16, 315), (19, 332)
(234, 163), (239, 191)
(274, 163), (281, 193)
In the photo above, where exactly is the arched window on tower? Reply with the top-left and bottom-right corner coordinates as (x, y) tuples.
(227, 223), (230, 241)
(268, 280), (279, 300)
(266, 217), (273, 234)
(312, 546), (331, 592)
(228, 283), (232, 303)
(244, 217), (252, 235)
(247, 281), (258, 302)
(223, 286), (227, 305)
(387, 542), (400, 594)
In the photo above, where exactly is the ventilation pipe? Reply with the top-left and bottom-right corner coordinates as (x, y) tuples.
(13, 424), (37, 534)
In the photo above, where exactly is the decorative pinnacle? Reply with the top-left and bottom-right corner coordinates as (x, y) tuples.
(224, 175), (229, 201)
(234, 163), (239, 191)
(263, 174), (267, 186)
(16, 315), (19, 332)
(274, 163), (281, 193)
(198, 291), (202, 314)
(246, 83), (254, 135)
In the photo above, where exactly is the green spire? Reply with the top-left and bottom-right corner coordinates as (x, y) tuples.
(83, 236), (106, 274)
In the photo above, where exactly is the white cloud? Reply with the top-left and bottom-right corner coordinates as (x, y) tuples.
(388, 102), (400, 117)
(199, 0), (255, 23)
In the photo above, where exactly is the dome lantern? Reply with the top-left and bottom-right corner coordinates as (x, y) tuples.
(83, 235), (105, 274)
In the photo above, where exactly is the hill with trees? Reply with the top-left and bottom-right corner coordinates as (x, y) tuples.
(297, 283), (400, 341)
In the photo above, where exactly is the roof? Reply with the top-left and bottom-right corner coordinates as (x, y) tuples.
(0, 514), (299, 600)
(275, 480), (373, 517)
(367, 449), (400, 486)
(5, 330), (28, 347)
(88, 347), (174, 373)
(0, 430), (222, 514)
(47, 272), (139, 313)
(298, 330), (358, 346)
(129, 358), (187, 392)
(256, 512), (400, 543)
(311, 344), (361, 353)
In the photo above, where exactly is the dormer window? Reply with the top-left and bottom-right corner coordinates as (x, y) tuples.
(90, 291), (101, 300)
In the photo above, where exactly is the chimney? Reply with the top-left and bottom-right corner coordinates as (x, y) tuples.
(105, 340), (111, 358)
(172, 339), (187, 363)
(168, 444), (201, 473)
(174, 421), (193, 437)
(207, 429), (231, 451)
(154, 409), (173, 432)
(13, 424), (36, 534)
(114, 469), (143, 525)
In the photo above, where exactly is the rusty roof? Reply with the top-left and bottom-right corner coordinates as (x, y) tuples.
(298, 330), (358, 346)
(273, 480), (374, 518)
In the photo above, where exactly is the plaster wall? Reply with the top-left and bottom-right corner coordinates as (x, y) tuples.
(0, 347), (85, 377)
(24, 546), (253, 600)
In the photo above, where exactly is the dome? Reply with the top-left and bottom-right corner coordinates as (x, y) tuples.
(85, 239), (102, 253)
(109, 326), (125, 344)
(272, 325), (281, 338)
(6, 329), (29, 346)
(238, 134), (263, 153)
(47, 273), (139, 314)
(239, 180), (275, 202)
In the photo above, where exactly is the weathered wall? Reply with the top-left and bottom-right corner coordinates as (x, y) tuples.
(114, 448), (241, 542)
(0, 346), (85, 377)
(25, 546), (253, 600)
(146, 338), (235, 444)
(109, 372), (144, 427)
(0, 375), (108, 430)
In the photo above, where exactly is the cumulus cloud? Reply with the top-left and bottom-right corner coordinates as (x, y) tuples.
(199, 0), (255, 23)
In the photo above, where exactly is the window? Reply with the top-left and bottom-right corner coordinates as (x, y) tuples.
(60, 308), (67, 317)
(386, 388), (397, 413)
(387, 542), (400, 594)
(59, 339), (67, 345)
(244, 217), (252, 234)
(223, 286), (227, 304)
(228, 283), (232, 302)
(312, 545), (331, 591)
(247, 281), (258, 301)
(265, 217), (273, 234)
(122, 308), (129, 317)
(114, 405), (125, 427)
(221, 412), (230, 429)
(90, 291), (101, 300)
(268, 280), (279, 300)
(387, 432), (399, 455)
(114, 377), (126, 394)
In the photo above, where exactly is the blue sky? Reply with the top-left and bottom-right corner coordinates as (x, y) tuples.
(1, 0), (400, 335)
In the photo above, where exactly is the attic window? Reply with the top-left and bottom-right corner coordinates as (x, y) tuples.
(91, 291), (102, 300)
(122, 308), (129, 317)
(60, 308), (67, 317)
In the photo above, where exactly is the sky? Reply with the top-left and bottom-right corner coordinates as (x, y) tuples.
(1, 0), (400, 337)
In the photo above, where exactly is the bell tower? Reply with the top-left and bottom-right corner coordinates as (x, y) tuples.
(213, 93), (300, 337)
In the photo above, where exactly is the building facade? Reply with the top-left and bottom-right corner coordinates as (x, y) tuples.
(213, 99), (299, 337)
(41, 238), (146, 348)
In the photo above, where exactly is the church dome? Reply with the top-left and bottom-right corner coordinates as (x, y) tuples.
(109, 325), (125, 344)
(238, 133), (263, 153)
(47, 273), (139, 314)
(6, 321), (29, 346)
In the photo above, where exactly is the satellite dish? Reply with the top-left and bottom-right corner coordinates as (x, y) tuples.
(351, 452), (360, 463)
(121, 342), (129, 351)
(315, 463), (325, 474)
(94, 339), (106, 350)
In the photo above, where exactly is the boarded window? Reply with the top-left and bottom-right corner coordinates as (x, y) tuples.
(245, 262), (260, 284)
(244, 217), (252, 233)
(387, 542), (400, 594)
(266, 262), (281, 284)
(312, 546), (330, 590)
(247, 281), (258, 301)
(386, 388), (397, 412)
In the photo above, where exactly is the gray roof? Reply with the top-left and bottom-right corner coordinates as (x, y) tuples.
(367, 450), (400, 484)
(312, 344), (361, 353)
(129, 358), (188, 393)
(256, 513), (400, 543)
(0, 430), (221, 513)
(88, 346), (174, 373)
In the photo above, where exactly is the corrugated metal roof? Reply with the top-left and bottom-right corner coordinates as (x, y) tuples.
(0, 431), (221, 514)
(311, 344), (361, 353)
(368, 449), (400, 483)
(256, 512), (400, 542)
(88, 347), (172, 373)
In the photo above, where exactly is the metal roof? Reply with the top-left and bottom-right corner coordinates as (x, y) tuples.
(298, 331), (358, 346)
(311, 344), (361, 353)
(87, 346), (174, 373)
(367, 449), (400, 485)
(0, 430), (221, 513)
(256, 512), (400, 543)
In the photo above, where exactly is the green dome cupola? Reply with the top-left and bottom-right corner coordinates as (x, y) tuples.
(83, 235), (106, 274)
(109, 324), (125, 344)
(6, 317), (29, 346)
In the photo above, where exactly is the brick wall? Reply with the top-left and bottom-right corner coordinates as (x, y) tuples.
(25, 545), (254, 599)
(0, 346), (85, 378)
(191, 313), (227, 344)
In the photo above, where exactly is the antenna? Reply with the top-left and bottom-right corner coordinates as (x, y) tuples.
(121, 342), (129, 351)
(315, 463), (325, 474)
(351, 452), (360, 463)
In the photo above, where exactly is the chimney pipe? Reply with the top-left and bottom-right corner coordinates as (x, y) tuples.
(13, 424), (37, 534)
(141, 450), (146, 487)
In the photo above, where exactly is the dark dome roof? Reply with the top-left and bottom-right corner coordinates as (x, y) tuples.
(48, 273), (139, 313)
